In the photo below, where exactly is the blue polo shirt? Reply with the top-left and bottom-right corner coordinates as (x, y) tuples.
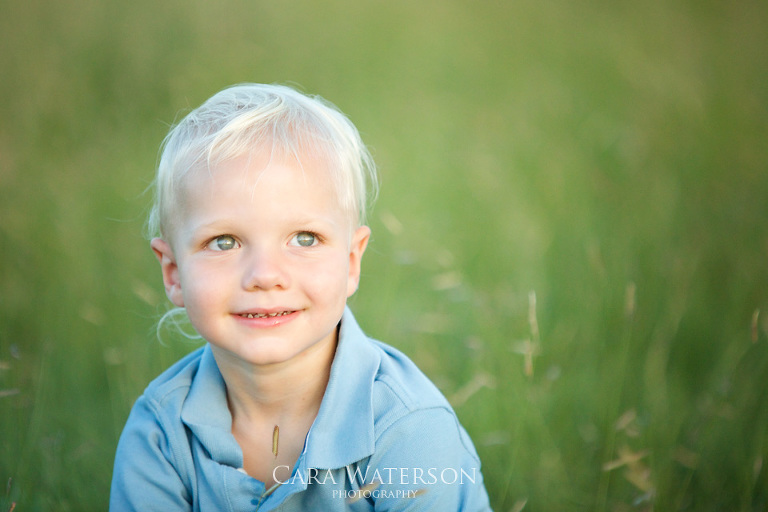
(110, 308), (491, 511)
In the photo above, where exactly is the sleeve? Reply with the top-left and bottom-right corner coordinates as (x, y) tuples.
(363, 407), (492, 512)
(109, 395), (193, 512)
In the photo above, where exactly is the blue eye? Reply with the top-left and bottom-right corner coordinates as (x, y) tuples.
(294, 232), (317, 247)
(208, 235), (239, 251)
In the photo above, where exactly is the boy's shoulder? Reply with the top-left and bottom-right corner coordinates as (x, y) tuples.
(335, 310), (456, 433)
(337, 309), (450, 412)
(368, 337), (450, 412)
(333, 313), (484, 474)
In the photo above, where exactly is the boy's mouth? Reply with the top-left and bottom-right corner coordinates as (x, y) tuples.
(238, 310), (295, 319)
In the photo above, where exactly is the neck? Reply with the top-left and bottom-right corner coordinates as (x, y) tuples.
(212, 332), (338, 426)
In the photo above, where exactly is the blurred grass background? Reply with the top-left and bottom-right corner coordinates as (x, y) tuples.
(1, 0), (768, 510)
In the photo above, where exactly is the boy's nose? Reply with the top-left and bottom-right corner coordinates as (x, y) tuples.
(241, 246), (287, 291)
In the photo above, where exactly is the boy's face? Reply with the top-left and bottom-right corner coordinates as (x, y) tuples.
(151, 152), (370, 369)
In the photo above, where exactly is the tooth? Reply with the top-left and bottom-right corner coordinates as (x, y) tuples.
(241, 311), (294, 319)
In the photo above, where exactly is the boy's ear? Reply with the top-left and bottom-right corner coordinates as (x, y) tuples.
(346, 225), (371, 297)
(150, 238), (185, 307)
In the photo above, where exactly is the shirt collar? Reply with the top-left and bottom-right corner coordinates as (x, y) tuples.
(181, 346), (243, 467)
(303, 307), (379, 469)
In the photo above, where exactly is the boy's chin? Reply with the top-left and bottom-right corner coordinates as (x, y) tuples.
(209, 336), (337, 369)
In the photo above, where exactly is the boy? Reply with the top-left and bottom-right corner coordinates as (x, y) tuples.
(110, 83), (491, 511)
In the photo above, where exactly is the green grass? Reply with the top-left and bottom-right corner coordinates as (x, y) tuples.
(2, 0), (768, 510)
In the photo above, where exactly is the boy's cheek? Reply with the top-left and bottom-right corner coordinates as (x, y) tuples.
(172, 264), (211, 308)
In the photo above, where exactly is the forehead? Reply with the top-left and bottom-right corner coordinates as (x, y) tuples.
(189, 147), (331, 188)
(176, 150), (351, 222)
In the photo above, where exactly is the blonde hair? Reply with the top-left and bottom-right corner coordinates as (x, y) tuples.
(147, 83), (377, 239)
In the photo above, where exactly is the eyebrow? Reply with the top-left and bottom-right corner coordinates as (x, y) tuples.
(186, 214), (343, 237)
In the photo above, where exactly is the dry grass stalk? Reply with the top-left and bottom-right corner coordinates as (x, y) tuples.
(272, 425), (279, 458)
(752, 309), (760, 343)
(625, 282), (636, 319)
(510, 498), (528, 512)
(449, 372), (496, 407)
(511, 290), (542, 377)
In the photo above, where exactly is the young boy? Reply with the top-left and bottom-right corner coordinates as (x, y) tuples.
(110, 83), (491, 511)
